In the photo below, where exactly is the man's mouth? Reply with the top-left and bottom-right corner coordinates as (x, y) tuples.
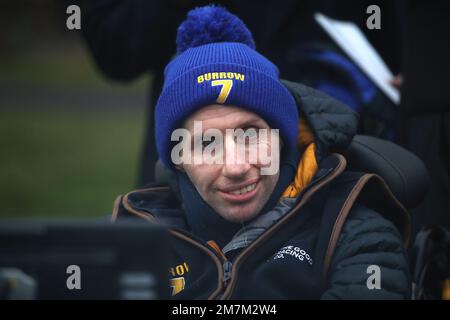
(218, 180), (260, 202)
(228, 182), (257, 195)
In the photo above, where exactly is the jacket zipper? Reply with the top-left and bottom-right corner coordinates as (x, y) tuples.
(222, 261), (233, 285)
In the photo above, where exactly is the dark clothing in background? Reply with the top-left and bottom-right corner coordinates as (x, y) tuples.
(77, 0), (404, 185)
(400, 0), (450, 232)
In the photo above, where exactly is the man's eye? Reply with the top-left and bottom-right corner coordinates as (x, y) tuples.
(243, 127), (258, 142)
(245, 128), (258, 137)
(202, 136), (216, 148)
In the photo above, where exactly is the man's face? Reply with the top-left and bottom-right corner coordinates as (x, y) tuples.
(179, 104), (280, 223)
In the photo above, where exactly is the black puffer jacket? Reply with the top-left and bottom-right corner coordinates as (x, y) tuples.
(112, 81), (411, 299)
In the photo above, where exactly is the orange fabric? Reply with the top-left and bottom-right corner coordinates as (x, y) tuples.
(442, 278), (450, 300)
(207, 240), (227, 261)
(282, 118), (319, 198)
(297, 117), (315, 147)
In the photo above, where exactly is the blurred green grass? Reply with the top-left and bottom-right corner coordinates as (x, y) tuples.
(0, 43), (149, 218)
(0, 45), (149, 90)
(0, 108), (144, 218)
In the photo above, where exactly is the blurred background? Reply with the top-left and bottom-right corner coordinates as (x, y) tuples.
(0, 1), (149, 217)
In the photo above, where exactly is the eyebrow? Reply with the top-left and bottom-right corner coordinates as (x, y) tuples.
(186, 114), (268, 136)
(237, 117), (267, 129)
(216, 116), (269, 132)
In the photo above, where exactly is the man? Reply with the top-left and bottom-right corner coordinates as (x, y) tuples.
(112, 6), (410, 299)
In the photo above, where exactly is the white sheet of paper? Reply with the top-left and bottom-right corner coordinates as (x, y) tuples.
(314, 12), (400, 105)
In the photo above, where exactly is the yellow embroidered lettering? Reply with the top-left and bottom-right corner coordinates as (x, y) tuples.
(234, 73), (245, 81)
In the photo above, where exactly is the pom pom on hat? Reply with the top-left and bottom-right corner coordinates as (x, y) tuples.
(176, 5), (256, 54)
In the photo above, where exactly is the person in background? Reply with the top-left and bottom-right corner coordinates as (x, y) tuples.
(399, 0), (450, 233)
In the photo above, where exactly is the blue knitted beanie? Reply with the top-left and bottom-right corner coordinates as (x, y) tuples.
(155, 5), (299, 169)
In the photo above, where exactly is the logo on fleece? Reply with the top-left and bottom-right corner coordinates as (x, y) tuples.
(273, 245), (313, 265)
(169, 262), (190, 296)
(197, 71), (245, 104)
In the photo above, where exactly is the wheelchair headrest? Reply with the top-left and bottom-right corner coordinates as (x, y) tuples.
(344, 135), (430, 209)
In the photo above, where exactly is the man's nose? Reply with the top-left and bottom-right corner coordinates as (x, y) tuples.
(222, 135), (251, 178)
